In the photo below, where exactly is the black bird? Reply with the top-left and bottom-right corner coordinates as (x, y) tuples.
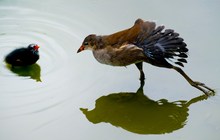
(5, 44), (40, 66)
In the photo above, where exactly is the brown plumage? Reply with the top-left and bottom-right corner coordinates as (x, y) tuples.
(77, 18), (214, 95)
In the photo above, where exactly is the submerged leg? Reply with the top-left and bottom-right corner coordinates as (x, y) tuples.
(172, 66), (215, 95)
(135, 62), (145, 84)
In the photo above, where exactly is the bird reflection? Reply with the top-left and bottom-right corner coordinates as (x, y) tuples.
(6, 63), (41, 82)
(80, 82), (209, 134)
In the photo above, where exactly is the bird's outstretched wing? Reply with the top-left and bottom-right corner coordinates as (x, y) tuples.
(134, 25), (188, 68)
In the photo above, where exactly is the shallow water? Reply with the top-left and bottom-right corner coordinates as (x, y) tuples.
(0, 0), (220, 140)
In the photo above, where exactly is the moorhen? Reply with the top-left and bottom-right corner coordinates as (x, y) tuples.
(5, 44), (40, 66)
(77, 18), (214, 95)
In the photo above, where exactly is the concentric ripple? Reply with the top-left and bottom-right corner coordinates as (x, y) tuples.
(0, 6), (87, 120)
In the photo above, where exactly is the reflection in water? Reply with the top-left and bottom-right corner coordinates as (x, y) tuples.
(80, 83), (208, 134)
(6, 63), (41, 82)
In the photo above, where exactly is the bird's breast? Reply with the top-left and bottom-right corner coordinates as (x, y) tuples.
(92, 45), (146, 66)
(93, 48), (113, 65)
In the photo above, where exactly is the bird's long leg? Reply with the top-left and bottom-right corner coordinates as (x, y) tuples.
(135, 62), (145, 86)
(172, 66), (215, 95)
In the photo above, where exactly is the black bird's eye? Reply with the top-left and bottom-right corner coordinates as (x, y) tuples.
(84, 42), (89, 46)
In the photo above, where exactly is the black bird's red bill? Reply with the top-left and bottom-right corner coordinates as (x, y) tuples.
(33, 45), (40, 51)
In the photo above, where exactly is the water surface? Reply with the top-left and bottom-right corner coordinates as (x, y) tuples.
(0, 0), (220, 140)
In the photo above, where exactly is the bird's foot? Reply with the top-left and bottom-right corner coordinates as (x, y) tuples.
(191, 81), (215, 96)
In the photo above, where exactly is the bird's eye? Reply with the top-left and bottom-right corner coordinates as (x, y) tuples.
(84, 42), (89, 46)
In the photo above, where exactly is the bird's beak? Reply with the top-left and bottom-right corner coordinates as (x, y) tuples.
(34, 45), (40, 51)
(77, 45), (85, 53)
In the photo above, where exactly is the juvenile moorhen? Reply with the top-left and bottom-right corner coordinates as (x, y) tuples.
(77, 18), (214, 95)
(5, 44), (40, 66)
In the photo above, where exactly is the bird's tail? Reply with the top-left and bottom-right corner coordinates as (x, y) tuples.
(135, 26), (188, 67)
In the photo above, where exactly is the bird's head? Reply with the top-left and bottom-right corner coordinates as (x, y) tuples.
(28, 44), (40, 51)
(77, 34), (99, 53)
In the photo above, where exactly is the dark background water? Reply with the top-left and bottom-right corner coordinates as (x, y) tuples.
(0, 0), (220, 140)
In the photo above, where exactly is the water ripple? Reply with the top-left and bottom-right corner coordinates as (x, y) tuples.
(0, 6), (84, 119)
